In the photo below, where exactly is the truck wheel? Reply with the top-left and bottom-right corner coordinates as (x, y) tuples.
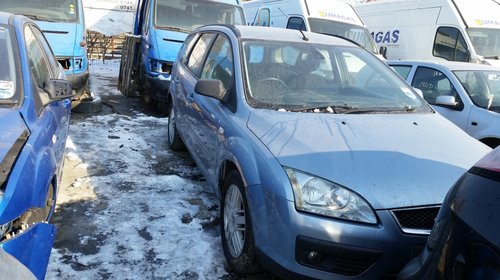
(167, 103), (185, 151)
(220, 171), (261, 274)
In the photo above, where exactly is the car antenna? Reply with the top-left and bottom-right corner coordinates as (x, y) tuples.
(299, 29), (309, 41)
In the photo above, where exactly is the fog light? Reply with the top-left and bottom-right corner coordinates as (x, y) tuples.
(307, 251), (322, 264)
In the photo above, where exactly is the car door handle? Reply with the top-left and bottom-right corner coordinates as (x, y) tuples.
(471, 122), (478, 126)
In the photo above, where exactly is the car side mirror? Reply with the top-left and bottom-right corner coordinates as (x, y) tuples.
(195, 79), (226, 101)
(43, 78), (75, 101)
(436, 95), (457, 107)
(379, 46), (387, 59)
(413, 88), (424, 98)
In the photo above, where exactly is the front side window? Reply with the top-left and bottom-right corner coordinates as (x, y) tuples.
(187, 33), (216, 77)
(467, 28), (500, 59)
(412, 67), (462, 107)
(25, 25), (52, 88)
(201, 35), (234, 91)
(154, 0), (245, 33)
(454, 70), (500, 112)
(433, 27), (469, 62)
(308, 18), (378, 54)
(287, 17), (306, 31)
(0, 0), (79, 23)
(0, 26), (16, 100)
(243, 39), (427, 113)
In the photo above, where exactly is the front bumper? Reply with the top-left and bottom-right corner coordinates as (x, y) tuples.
(67, 70), (89, 99)
(1, 223), (55, 279)
(143, 73), (171, 102)
(253, 189), (428, 279)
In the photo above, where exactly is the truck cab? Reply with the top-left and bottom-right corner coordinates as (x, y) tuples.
(0, 0), (89, 99)
(119, 0), (245, 109)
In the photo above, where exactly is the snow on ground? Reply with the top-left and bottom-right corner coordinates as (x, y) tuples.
(46, 60), (230, 279)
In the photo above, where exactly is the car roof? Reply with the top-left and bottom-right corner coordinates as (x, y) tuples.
(388, 60), (500, 71)
(195, 24), (357, 48)
(0, 12), (12, 25)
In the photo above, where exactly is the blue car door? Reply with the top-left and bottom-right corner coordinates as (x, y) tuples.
(189, 34), (236, 183)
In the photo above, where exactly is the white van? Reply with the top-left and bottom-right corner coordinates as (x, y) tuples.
(242, 0), (380, 56)
(354, 0), (500, 66)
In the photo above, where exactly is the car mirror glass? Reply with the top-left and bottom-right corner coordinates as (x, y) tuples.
(195, 79), (226, 101)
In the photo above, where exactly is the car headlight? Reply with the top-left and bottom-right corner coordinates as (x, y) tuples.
(150, 59), (172, 74)
(286, 167), (377, 224)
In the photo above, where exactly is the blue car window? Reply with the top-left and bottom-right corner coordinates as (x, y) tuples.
(0, 26), (15, 99)
(24, 25), (52, 88)
(187, 33), (216, 77)
(201, 35), (234, 91)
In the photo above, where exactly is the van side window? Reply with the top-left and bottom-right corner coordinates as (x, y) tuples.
(201, 35), (234, 91)
(187, 33), (216, 77)
(433, 27), (469, 62)
(287, 17), (306, 31)
(411, 66), (462, 108)
(257, 8), (270, 27)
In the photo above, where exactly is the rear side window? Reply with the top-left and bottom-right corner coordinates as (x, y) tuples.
(0, 26), (16, 99)
(411, 66), (462, 108)
(186, 33), (216, 77)
(433, 27), (469, 62)
(179, 33), (198, 65)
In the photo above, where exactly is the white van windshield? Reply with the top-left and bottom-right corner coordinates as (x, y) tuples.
(0, 27), (16, 100)
(154, 0), (245, 33)
(454, 70), (500, 113)
(467, 28), (500, 59)
(0, 0), (78, 23)
(243, 40), (426, 113)
(308, 18), (378, 54)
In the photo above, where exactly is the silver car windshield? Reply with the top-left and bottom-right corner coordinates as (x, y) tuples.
(308, 18), (378, 54)
(0, 0), (78, 23)
(243, 40), (426, 113)
(0, 26), (16, 100)
(467, 28), (500, 59)
(154, 0), (245, 33)
(454, 70), (500, 112)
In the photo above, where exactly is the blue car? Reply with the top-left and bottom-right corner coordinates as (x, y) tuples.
(167, 25), (491, 279)
(0, 12), (74, 279)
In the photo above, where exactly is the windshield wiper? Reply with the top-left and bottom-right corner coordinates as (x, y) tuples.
(156, 26), (191, 33)
(23, 14), (57, 22)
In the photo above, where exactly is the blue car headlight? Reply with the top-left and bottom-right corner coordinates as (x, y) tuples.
(286, 167), (377, 224)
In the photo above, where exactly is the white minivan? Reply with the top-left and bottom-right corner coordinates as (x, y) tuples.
(354, 0), (500, 66)
(242, 0), (381, 56)
(389, 60), (500, 148)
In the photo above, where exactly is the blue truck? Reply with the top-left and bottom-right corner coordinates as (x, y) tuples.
(0, 12), (74, 279)
(0, 0), (89, 103)
(118, 0), (245, 111)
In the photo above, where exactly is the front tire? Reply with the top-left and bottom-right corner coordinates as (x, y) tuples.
(167, 102), (185, 151)
(220, 171), (261, 274)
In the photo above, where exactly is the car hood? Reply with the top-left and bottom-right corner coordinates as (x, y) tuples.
(35, 21), (77, 57)
(0, 109), (29, 170)
(247, 110), (491, 210)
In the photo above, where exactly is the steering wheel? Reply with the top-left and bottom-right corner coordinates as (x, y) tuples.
(258, 77), (291, 89)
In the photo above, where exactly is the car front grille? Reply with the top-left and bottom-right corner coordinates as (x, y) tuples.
(391, 206), (440, 235)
